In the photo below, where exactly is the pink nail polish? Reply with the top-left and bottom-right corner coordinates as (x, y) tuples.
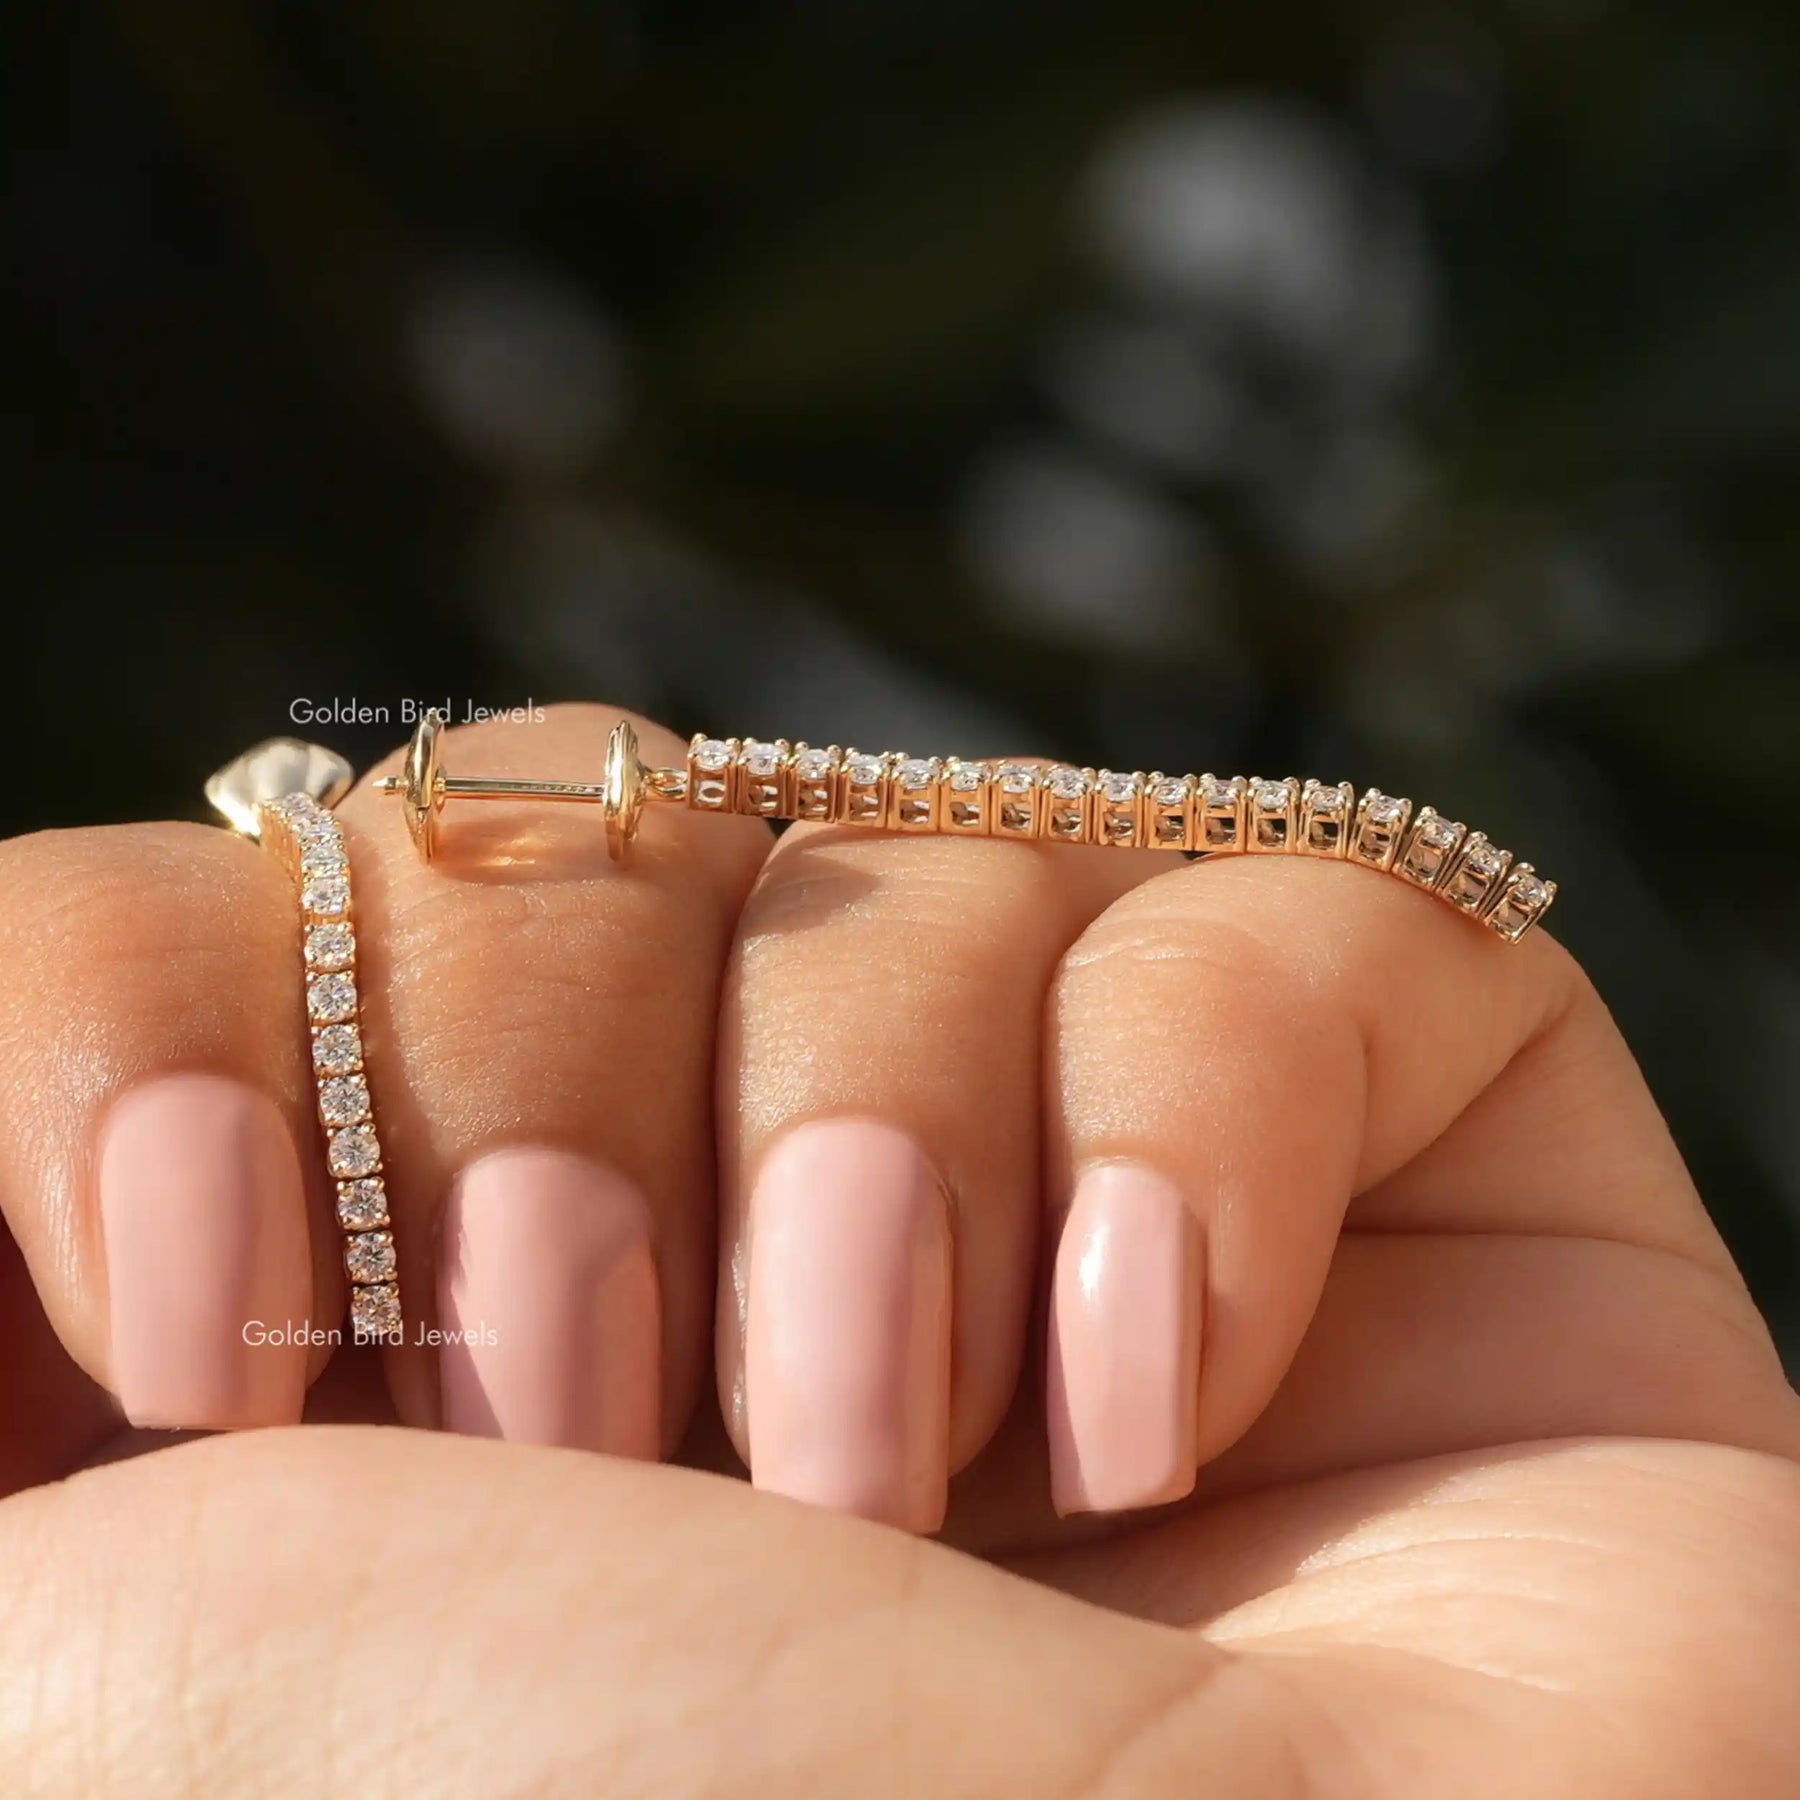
(439, 1147), (661, 1457)
(97, 1074), (312, 1429)
(745, 1118), (951, 1534)
(1047, 1162), (1203, 1516)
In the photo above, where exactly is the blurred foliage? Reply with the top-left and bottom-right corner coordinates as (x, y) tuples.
(3, 0), (1797, 1351)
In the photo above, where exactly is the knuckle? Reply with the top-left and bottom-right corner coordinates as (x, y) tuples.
(1059, 887), (1319, 1018)
(0, 822), (295, 1083)
(0, 822), (286, 974)
(737, 835), (1068, 966)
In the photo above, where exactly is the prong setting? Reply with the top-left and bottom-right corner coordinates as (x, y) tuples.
(365, 719), (1555, 941)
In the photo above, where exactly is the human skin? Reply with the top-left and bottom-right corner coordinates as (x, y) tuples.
(0, 704), (1797, 1794)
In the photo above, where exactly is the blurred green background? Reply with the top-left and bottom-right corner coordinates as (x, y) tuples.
(5, 2), (1797, 1356)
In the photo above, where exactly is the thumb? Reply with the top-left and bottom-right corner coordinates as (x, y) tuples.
(0, 1428), (1251, 1796)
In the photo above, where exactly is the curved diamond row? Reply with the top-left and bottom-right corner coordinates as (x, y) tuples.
(685, 738), (1556, 942)
(259, 792), (404, 1339)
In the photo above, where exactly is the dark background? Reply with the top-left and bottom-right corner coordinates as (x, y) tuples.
(5, 3), (1797, 1357)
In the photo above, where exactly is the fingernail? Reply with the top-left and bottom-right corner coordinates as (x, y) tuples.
(746, 1118), (951, 1533)
(1047, 1162), (1203, 1516)
(98, 1073), (311, 1429)
(439, 1146), (660, 1457)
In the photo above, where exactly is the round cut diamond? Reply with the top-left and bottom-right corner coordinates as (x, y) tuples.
(1152, 777), (1189, 805)
(307, 973), (357, 1024)
(845, 753), (885, 785)
(1047, 766), (1091, 799)
(794, 747), (837, 781)
(320, 1074), (370, 1126)
(998, 763), (1038, 793)
(351, 1283), (401, 1339)
(305, 923), (354, 971)
(897, 758), (938, 790)
(302, 876), (349, 917)
(949, 761), (987, 791)
(1365, 793), (1405, 826)
(1464, 840), (1504, 875)
(1308, 784), (1346, 814)
(345, 1231), (396, 1285)
(313, 1023), (362, 1074)
(741, 741), (782, 777)
(300, 842), (345, 877)
(1098, 770), (1140, 802)
(329, 1124), (380, 1179)
(1202, 776), (1244, 807)
(1420, 814), (1460, 848)
(337, 1178), (388, 1231)
(1511, 873), (1548, 908)
(693, 739), (732, 773)
(1254, 780), (1292, 812)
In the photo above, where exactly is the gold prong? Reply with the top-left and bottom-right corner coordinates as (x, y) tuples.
(357, 720), (1555, 936)
(1198, 775), (1247, 853)
(1350, 790), (1412, 870)
(992, 763), (1043, 839)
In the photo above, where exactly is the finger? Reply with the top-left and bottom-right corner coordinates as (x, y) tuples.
(11, 1428), (1800, 1794)
(948, 1228), (1800, 1559)
(718, 809), (1155, 1532)
(1042, 854), (1726, 1515)
(336, 704), (767, 1451)
(0, 1429), (1229, 1795)
(0, 822), (338, 1432)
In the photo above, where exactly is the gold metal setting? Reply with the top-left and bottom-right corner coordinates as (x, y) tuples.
(258, 792), (404, 1342)
(206, 739), (406, 1341)
(375, 711), (1559, 942)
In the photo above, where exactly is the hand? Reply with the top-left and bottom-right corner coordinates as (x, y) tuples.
(2, 704), (1796, 1793)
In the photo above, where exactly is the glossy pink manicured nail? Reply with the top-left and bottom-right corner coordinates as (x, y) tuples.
(746, 1118), (952, 1533)
(98, 1073), (311, 1429)
(1047, 1162), (1203, 1516)
(439, 1147), (661, 1457)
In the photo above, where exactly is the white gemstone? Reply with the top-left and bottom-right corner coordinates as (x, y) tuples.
(949, 761), (987, 791)
(300, 842), (345, 877)
(305, 923), (354, 971)
(1365, 793), (1405, 826)
(1308, 784), (1346, 814)
(1098, 770), (1140, 802)
(1152, 777), (1189, 805)
(329, 1124), (380, 1179)
(1511, 873), (1549, 908)
(302, 876), (349, 917)
(345, 1231), (396, 1285)
(998, 763), (1038, 793)
(1046, 765), (1090, 799)
(313, 1023), (362, 1075)
(350, 1283), (401, 1339)
(1464, 840), (1504, 875)
(741, 741), (782, 777)
(693, 739), (732, 773)
(897, 758), (938, 790)
(845, 752), (885, 785)
(1420, 814), (1460, 848)
(1202, 776), (1244, 807)
(307, 972), (357, 1024)
(794, 747), (837, 781)
(337, 1178), (388, 1230)
(320, 1074), (370, 1126)
(1254, 780), (1292, 812)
